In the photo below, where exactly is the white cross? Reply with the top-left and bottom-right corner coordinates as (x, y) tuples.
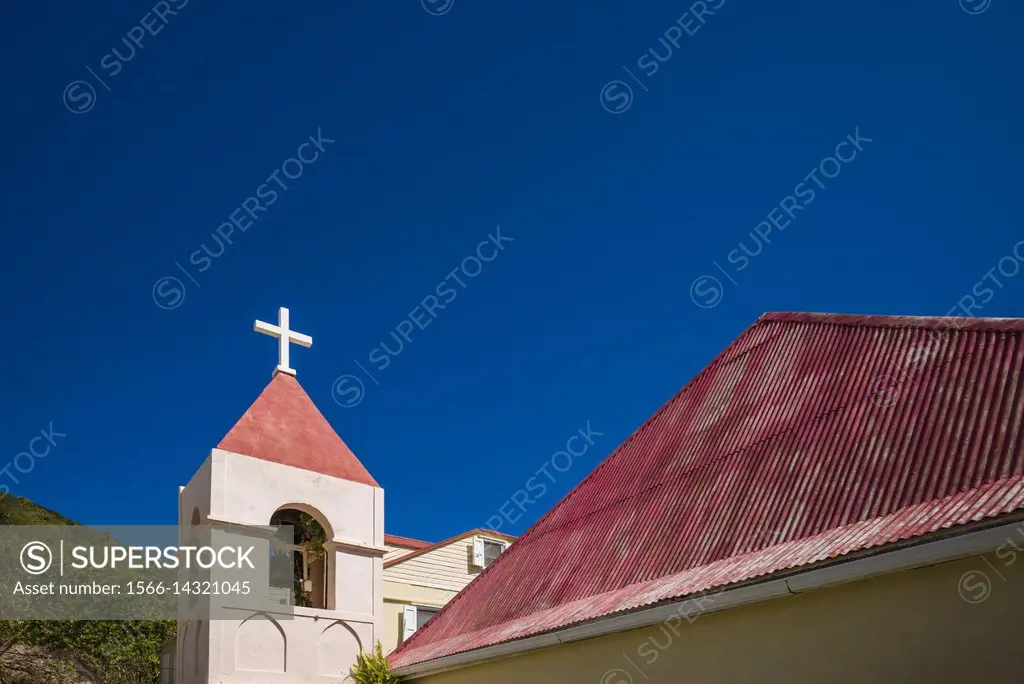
(254, 307), (313, 376)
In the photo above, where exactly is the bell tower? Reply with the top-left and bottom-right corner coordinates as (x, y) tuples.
(174, 307), (385, 683)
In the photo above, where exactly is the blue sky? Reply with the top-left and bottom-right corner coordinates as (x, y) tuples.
(1, 0), (1021, 541)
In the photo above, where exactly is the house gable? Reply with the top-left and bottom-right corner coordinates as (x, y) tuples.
(384, 529), (515, 594)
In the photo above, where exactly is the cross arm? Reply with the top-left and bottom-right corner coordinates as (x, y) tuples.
(254, 320), (282, 336)
(290, 332), (313, 348)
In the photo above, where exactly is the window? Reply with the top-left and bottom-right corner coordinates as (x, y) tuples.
(402, 605), (440, 642)
(483, 539), (504, 566)
(471, 536), (509, 568)
(416, 606), (439, 630)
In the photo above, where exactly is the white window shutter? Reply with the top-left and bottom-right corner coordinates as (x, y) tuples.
(472, 536), (485, 567)
(403, 605), (417, 641)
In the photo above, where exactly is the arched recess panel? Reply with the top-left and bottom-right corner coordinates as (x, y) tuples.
(235, 613), (286, 673)
(318, 620), (362, 677)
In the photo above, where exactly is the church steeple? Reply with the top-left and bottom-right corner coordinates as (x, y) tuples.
(176, 305), (384, 682)
(227, 305), (378, 484)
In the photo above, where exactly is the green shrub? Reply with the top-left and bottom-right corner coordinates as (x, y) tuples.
(0, 497), (176, 683)
(349, 642), (398, 684)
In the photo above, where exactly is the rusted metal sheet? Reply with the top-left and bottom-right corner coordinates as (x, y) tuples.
(391, 312), (1024, 669)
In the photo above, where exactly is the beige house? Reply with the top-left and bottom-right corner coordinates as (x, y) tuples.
(381, 530), (515, 653)
(389, 313), (1024, 683)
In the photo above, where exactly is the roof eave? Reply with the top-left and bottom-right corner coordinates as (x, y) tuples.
(385, 534), (434, 550)
(392, 515), (1021, 679)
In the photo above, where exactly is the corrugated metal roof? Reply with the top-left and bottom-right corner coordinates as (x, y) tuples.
(384, 534), (434, 550)
(390, 312), (1024, 670)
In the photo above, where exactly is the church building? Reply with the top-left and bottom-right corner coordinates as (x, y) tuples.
(389, 312), (1024, 683)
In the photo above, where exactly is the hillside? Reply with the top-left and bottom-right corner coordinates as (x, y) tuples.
(0, 496), (176, 684)
(0, 496), (75, 526)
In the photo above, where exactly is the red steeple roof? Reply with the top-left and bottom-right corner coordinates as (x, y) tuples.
(217, 372), (378, 487)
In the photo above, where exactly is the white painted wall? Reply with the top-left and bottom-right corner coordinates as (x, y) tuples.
(176, 456), (212, 682)
(177, 448), (385, 683)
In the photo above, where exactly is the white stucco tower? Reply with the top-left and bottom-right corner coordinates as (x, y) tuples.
(173, 309), (385, 683)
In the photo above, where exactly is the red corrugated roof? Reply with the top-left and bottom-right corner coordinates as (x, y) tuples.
(385, 534), (434, 550)
(218, 372), (378, 487)
(390, 311), (1024, 670)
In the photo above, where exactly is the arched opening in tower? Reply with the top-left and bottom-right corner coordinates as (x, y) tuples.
(270, 507), (330, 610)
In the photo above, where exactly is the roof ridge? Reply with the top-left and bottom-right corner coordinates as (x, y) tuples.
(762, 311), (1024, 332)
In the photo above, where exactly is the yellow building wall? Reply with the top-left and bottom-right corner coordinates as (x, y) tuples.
(382, 582), (460, 654)
(405, 550), (1024, 683)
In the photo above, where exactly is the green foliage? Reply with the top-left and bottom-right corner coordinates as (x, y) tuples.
(0, 496), (75, 526)
(349, 642), (399, 684)
(297, 512), (327, 551)
(0, 620), (176, 683)
(294, 512), (326, 607)
(0, 497), (176, 683)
